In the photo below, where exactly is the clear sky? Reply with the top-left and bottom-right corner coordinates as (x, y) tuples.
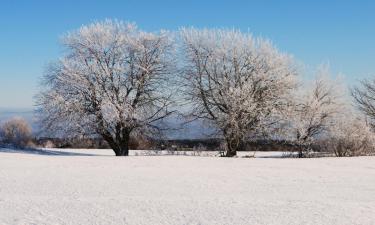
(1, 0), (374, 108)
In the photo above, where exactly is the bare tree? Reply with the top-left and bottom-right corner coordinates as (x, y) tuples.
(37, 20), (176, 156)
(0, 117), (32, 147)
(352, 78), (375, 128)
(180, 28), (297, 157)
(287, 67), (344, 157)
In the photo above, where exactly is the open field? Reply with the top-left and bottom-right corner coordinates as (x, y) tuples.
(0, 148), (374, 225)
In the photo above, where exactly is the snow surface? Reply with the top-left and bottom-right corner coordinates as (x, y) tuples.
(0, 148), (374, 225)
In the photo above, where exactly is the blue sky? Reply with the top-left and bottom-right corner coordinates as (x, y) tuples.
(0, 0), (374, 108)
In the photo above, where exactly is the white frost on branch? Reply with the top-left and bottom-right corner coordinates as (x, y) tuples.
(180, 28), (297, 156)
(285, 66), (346, 156)
(37, 20), (176, 156)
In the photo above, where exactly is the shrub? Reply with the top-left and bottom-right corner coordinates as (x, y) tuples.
(323, 117), (375, 157)
(0, 117), (33, 148)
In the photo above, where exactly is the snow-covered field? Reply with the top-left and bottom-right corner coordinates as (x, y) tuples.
(0, 148), (374, 225)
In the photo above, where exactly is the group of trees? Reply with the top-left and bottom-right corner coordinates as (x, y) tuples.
(36, 20), (375, 157)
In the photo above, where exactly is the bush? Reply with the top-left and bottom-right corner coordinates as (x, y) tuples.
(0, 117), (33, 148)
(323, 117), (375, 157)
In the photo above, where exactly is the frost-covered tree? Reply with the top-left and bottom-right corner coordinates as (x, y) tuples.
(286, 68), (344, 157)
(180, 28), (297, 156)
(37, 20), (176, 156)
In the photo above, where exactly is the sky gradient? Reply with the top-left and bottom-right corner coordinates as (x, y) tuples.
(1, 0), (375, 108)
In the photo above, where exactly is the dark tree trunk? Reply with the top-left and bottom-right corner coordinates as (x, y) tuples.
(116, 139), (130, 156)
(101, 129), (131, 156)
(298, 149), (303, 158)
(226, 147), (237, 157)
(115, 148), (129, 156)
(225, 138), (238, 157)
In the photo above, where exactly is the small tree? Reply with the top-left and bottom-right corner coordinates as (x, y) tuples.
(287, 67), (344, 157)
(352, 78), (375, 128)
(180, 28), (297, 157)
(36, 20), (176, 156)
(1, 117), (32, 147)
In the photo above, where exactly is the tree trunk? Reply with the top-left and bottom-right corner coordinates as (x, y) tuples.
(115, 132), (130, 156)
(116, 140), (129, 156)
(225, 139), (238, 157)
(115, 148), (129, 156)
(226, 147), (237, 157)
(298, 149), (303, 158)
(101, 130), (131, 156)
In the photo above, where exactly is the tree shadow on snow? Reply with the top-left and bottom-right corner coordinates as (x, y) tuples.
(0, 147), (98, 156)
